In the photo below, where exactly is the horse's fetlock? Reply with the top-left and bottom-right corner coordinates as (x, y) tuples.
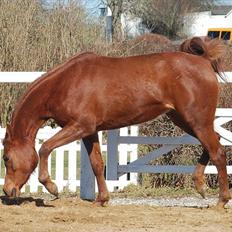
(38, 175), (49, 184)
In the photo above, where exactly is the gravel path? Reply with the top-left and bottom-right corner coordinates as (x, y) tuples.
(111, 197), (232, 208)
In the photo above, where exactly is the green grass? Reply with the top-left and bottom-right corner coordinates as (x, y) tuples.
(112, 184), (219, 199)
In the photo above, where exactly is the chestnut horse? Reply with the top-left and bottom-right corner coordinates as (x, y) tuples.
(2, 37), (231, 208)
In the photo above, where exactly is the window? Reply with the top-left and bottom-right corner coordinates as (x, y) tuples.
(207, 31), (220, 39)
(221, 31), (231, 40)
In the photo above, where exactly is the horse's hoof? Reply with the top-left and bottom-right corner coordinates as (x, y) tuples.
(51, 196), (59, 201)
(45, 181), (58, 197)
(215, 194), (231, 209)
(196, 186), (207, 199)
(193, 176), (207, 199)
(211, 203), (227, 211)
(93, 192), (110, 207)
(93, 200), (109, 207)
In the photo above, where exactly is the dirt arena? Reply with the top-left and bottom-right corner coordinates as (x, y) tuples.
(0, 196), (232, 232)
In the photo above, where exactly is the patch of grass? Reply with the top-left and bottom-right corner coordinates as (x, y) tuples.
(112, 184), (219, 199)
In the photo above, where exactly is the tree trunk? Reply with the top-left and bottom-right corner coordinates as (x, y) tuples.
(107, 0), (123, 42)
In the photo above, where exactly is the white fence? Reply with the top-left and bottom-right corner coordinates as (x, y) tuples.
(0, 126), (138, 193)
(0, 72), (232, 195)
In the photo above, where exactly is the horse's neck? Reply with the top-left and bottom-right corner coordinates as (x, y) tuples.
(9, 72), (52, 144)
(12, 110), (42, 142)
(10, 104), (45, 144)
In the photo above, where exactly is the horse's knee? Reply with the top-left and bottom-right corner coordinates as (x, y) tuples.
(39, 143), (51, 157)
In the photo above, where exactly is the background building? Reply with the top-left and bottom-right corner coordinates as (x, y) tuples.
(182, 6), (232, 37)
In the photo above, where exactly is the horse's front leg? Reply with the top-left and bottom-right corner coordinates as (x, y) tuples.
(38, 123), (94, 197)
(38, 145), (58, 197)
(83, 133), (110, 206)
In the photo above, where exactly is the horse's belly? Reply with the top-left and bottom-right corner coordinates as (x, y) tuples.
(97, 103), (171, 130)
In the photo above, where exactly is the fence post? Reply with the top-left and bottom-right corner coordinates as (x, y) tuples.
(80, 140), (95, 201)
(130, 126), (139, 184)
(107, 129), (119, 180)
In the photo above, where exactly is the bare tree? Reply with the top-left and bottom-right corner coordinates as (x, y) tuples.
(101, 0), (123, 41)
(0, 0), (102, 71)
(127, 0), (216, 39)
(101, 0), (217, 41)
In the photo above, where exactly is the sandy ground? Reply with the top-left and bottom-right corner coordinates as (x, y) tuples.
(0, 196), (232, 232)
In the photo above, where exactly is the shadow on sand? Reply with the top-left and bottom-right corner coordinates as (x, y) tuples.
(0, 195), (57, 207)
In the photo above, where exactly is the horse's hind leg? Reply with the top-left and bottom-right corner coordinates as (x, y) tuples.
(195, 127), (231, 208)
(192, 133), (220, 198)
(167, 111), (209, 198)
(192, 149), (209, 198)
(169, 109), (230, 207)
(82, 133), (109, 206)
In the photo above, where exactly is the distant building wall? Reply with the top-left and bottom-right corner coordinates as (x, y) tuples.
(102, 6), (232, 40)
(183, 10), (232, 37)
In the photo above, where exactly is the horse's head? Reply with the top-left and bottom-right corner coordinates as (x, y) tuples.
(2, 126), (38, 198)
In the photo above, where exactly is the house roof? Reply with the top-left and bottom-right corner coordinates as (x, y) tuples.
(211, 5), (232, 15)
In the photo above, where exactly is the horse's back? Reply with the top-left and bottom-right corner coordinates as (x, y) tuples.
(50, 51), (219, 109)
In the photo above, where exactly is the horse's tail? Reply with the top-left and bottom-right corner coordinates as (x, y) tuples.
(180, 37), (225, 80)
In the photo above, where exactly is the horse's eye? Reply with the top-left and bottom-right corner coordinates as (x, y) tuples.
(3, 155), (9, 162)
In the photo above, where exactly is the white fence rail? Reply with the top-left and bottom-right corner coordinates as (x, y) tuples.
(1, 72), (232, 82)
(0, 126), (138, 193)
